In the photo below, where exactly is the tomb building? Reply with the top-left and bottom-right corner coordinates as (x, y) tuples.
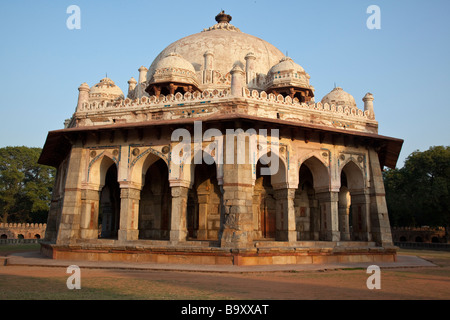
(38, 11), (403, 265)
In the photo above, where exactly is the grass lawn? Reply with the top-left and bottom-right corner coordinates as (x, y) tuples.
(0, 245), (449, 300)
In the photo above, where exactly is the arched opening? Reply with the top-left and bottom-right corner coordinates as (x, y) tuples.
(415, 236), (423, 243)
(18, 234), (24, 239)
(295, 164), (319, 240)
(34, 234), (41, 239)
(1, 234), (7, 239)
(139, 159), (171, 240)
(340, 160), (367, 241)
(98, 164), (120, 239)
(399, 236), (407, 242)
(254, 160), (276, 239)
(298, 156), (330, 241)
(432, 236), (439, 243)
(187, 159), (221, 241)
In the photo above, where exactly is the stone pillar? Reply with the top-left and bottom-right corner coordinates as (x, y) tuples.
(80, 188), (101, 239)
(76, 83), (90, 112)
(118, 186), (141, 242)
(316, 191), (340, 241)
(245, 52), (256, 85)
(55, 146), (85, 245)
(363, 93), (375, 120)
(230, 65), (245, 97)
(203, 51), (214, 84)
(45, 163), (65, 242)
(350, 191), (371, 241)
(138, 66), (148, 84)
(170, 186), (189, 242)
(220, 154), (254, 248)
(127, 77), (137, 96)
(338, 188), (351, 241)
(309, 198), (320, 240)
(368, 148), (393, 246)
(274, 188), (297, 242)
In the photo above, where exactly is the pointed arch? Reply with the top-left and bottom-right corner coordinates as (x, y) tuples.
(340, 159), (365, 192)
(130, 148), (168, 188)
(186, 153), (222, 241)
(299, 156), (330, 192)
(139, 158), (171, 240)
(88, 153), (117, 189)
(254, 150), (288, 189)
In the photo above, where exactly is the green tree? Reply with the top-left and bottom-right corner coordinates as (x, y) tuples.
(0, 146), (55, 223)
(384, 146), (450, 238)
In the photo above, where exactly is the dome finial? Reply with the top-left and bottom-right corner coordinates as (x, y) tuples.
(215, 10), (232, 23)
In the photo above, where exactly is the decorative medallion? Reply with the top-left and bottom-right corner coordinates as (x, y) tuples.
(132, 148), (140, 156)
(358, 155), (364, 163)
(340, 154), (345, 161)
(90, 151), (97, 158)
(112, 149), (119, 157)
(162, 146), (170, 154)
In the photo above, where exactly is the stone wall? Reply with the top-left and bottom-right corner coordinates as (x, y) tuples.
(392, 227), (447, 243)
(0, 223), (47, 240)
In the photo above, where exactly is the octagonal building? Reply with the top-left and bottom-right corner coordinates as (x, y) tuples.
(38, 12), (403, 265)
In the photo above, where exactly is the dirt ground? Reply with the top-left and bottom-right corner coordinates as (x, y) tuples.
(0, 248), (449, 301)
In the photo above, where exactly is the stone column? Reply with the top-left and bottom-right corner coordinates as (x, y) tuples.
(230, 65), (245, 97)
(309, 198), (320, 240)
(363, 93), (375, 120)
(368, 148), (393, 246)
(127, 77), (137, 96)
(45, 163), (65, 242)
(220, 164), (254, 248)
(316, 191), (340, 241)
(118, 186), (141, 242)
(55, 146), (85, 245)
(80, 188), (101, 239)
(76, 83), (90, 112)
(338, 188), (351, 241)
(274, 188), (297, 242)
(203, 50), (214, 84)
(169, 186), (189, 242)
(350, 191), (371, 241)
(245, 52), (256, 85)
(138, 66), (148, 84)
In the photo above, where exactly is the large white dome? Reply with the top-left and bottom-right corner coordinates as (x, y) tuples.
(147, 12), (286, 88)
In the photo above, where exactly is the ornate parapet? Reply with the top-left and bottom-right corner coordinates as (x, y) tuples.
(72, 87), (378, 134)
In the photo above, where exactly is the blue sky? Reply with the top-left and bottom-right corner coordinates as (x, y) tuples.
(0, 0), (449, 168)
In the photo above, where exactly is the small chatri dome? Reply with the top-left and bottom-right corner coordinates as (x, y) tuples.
(321, 87), (357, 108)
(89, 77), (124, 102)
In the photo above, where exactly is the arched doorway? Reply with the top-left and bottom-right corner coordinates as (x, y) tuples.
(340, 160), (368, 241)
(295, 164), (319, 240)
(99, 164), (120, 239)
(254, 161), (276, 240)
(298, 156), (330, 241)
(139, 159), (171, 240)
(187, 160), (221, 240)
